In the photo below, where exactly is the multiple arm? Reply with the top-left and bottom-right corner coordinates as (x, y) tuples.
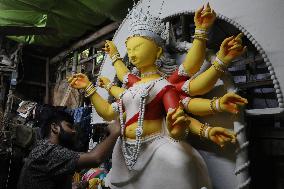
(103, 40), (129, 82)
(89, 93), (117, 121)
(98, 76), (247, 117)
(186, 116), (236, 147)
(185, 92), (248, 116)
(98, 76), (126, 100)
(68, 74), (117, 121)
(103, 4), (216, 83)
(67, 4), (248, 148)
(182, 3), (216, 76)
(165, 96), (236, 147)
(187, 33), (247, 96)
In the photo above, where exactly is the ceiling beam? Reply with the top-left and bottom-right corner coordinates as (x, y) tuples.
(0, 26), (57, 36)
(50, 21), (120, 64)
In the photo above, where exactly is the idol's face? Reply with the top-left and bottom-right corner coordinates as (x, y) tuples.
(126, 36), (161, 69)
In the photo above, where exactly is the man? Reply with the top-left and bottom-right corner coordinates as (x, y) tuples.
(17, 110), (120, 189)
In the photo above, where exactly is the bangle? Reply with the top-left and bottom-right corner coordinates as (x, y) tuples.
(215, 98), (221, 112)
(210, 97), (218, 113)
(84, 83), (96, 97)
(181, 79), (191, 95)
(199, 123), (211, 139)
(193, 28), (209, 41)
(85, 87), (96, 98)
(192, 34), (208, 41)
(204, 126), (212, 139)
(195, 29), (208, 34)
(199, 124), (206, 139)
(212, 61), (226, 73)
(111, 53), (120, 60)
(85, 82), (94, 91)
(215, 56), (226, 67)
(110, 53), (122, 65)
(85, 83), (95, 92)
(105, 82), (113, 92)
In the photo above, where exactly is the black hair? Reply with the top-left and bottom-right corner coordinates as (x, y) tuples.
(40, 110), (74, 138)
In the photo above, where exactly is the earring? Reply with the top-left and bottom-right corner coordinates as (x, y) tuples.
(155, 58), (162, 68)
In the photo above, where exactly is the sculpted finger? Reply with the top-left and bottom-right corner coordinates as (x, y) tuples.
(216, 136), (225, 147)
(172, 109), (184, 120)
(228, 44), (242, 51)
(194, 5), (204, 22)
(219, 135), (231, 142)
(173, 116), (186, 126)
(227, 104), (238, 114)
(76, 73), (86, 78)
(70, 78), (78, 86)
(196, 5), (204, 16)
(241, 46), (247, 55)
(212, 9), (216, 17)
(166, 108), (176, 120)
(221, 129), (236, 140)
(201, 12), (214, 18)
(206, 2), (211, 10)
(210, 135), (219, 145)
(222, 36), (235, 48)
(67, 75), (75, 83)
(235, 33), (244, 40)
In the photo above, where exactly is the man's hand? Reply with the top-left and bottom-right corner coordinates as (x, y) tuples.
(107, 120), (121, 137)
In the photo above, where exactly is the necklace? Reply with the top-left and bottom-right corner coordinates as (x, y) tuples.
(119, 77), (164, 170)
(140, 71), (158, 78)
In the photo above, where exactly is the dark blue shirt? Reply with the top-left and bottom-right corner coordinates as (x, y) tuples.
(17, 139), (79, 189)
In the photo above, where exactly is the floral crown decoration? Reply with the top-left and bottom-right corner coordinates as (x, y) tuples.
(127, 1), (167, 47)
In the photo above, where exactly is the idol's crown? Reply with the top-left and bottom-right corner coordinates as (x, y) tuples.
(128, 6), (166, 46)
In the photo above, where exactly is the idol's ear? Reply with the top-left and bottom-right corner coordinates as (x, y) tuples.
(157, 46), (163, 59)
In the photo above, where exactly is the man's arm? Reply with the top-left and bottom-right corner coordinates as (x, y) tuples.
(76, 121), (120, 169)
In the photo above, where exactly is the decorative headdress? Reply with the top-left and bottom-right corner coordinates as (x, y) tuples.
(126, 1), (176, 76)
(127, 1), (166, 47)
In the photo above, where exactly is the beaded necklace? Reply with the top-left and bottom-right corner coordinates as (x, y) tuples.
(118, 77), (164, 169)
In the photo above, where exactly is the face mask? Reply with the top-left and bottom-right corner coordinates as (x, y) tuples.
(58, 125), (76, 149)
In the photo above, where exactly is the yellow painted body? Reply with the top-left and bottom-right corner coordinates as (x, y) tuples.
(68, 4), (248, 147)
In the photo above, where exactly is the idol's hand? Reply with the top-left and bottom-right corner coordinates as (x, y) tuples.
(166, 104), (190, 138)
(102, 40), (119, 57)
(89, 178), (101, 189)
(194, 3), (216, 30)
(67, 73), (91, 89)
(98, 76), (111, 89)
(219, 92), (248, 114)
(208, 127), (236, 148)
(217, 33), (247, 65)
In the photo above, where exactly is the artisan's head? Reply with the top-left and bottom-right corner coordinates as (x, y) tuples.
(41, 110), (76, 149)
(126, 35), (163, 69)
